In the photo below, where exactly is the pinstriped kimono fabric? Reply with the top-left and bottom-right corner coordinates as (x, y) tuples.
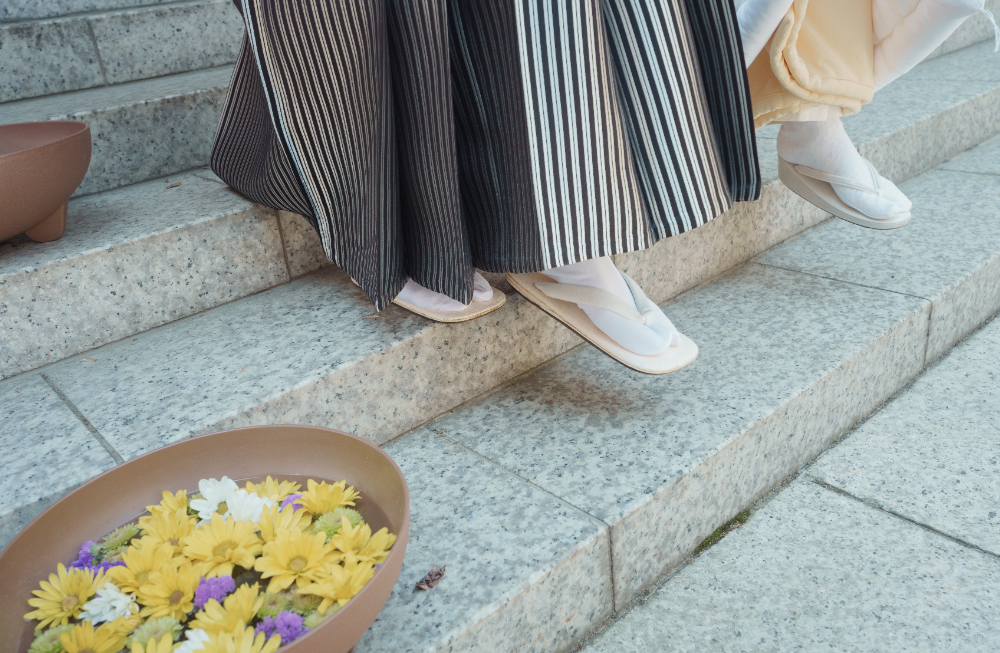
(211, 0), (759, 310)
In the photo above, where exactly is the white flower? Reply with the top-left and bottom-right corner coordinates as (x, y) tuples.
(188, 476), (239, 521)
(78, 581), (137, 624)
(223, 489), (275, 523)
(174, 629), (211, 653)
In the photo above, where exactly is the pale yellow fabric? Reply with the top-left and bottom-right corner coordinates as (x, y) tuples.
(749, 0), (875, 130)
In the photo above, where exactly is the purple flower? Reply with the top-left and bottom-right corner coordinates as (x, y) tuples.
(92, 560), (125, 573)
(255, 611), (307, 643)
(194, 576), (236, 609)
(280, 494), (303, 512)
(69, 540), (96, 569)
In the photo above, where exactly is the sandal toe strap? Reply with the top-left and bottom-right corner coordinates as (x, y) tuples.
(535, 281), (646, 323)
(792, 160), (884, 198)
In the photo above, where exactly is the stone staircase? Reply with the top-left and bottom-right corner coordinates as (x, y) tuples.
(3, 4), (1000, 652)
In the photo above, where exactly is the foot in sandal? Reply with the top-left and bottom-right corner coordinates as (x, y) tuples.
(391, 271), (505, 323)
(778, 116), (911, 228)
(507, 257), (697, 375)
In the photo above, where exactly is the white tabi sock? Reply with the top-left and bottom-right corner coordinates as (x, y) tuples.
(395, 272), (493, 312)
(544, 257), (674, 356)
(778, 116), (912, 220)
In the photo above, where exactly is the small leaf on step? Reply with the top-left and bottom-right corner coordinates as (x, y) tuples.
(82, 358), (97, 362)
(363, 314), (381, 319)
(415, 566), (445, 590)
(166, 182), (181, 189)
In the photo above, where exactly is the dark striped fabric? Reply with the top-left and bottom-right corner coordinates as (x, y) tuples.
(212, 0), (759, 310)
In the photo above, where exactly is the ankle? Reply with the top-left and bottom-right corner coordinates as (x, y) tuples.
(778, 118), (861, 177)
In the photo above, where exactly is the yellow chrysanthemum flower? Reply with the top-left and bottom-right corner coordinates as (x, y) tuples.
(188, 583), (263, 636)
(104, 613), (143, 638)
(257, 504), (311, 544)
(59, 621), (128, 653)
(136, 562), (199, 620)
(294, 480), (359, 517)
(144, 490), (188, 519)
(129, 633), (175, 653)
(297, 561), (375, 615)
(139, 508), (198, 557)
(182, 514), (262, 577)
(244, 477), (300, 503)
(109, 538), (181, 594)
(254, 528), (335, 593)
(200, 625), (281, 653)
(327, 517), (397, 565)
(25, 564), (106, 630)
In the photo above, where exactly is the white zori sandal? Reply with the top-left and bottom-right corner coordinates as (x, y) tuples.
(355, 272), (506, 323)
(507, 271), (698, 375)
(392, 273), (505, 323)
(778, 156), (911, 230)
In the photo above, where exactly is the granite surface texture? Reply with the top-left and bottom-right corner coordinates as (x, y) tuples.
(906, 39), (1000, 83)
(357, 431), (611, 653)
(0, 1), (242, 102)
(811, 317), (1000, 555)
(0, 0), (171, 23)
(428, 263), (929, 606)
(0, 374), (115, 549)
(0, 17), (104, 102)
(39, 268), (580, 458)
(0, 171), (287, 379)
(942, 133), (1000, 176)
(0, 65), (233, 197)
(849, 81), (1000, 183)
(89, 1), (243, 84)
(756, 168), (1000, 361)
(586, 481), (1000, 652)
(278, 210), (333, 279)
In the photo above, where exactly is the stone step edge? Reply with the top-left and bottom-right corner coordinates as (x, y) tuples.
(0, 0), (242, 104)
(0, 65), (234, 197)
(0, 169), (320, 381)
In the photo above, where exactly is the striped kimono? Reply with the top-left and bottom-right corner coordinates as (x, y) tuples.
(212, 0), (760, 310)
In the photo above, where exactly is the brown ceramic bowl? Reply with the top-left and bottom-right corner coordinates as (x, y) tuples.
(0, 425), (409, 653)
(0, 121), (91, 243)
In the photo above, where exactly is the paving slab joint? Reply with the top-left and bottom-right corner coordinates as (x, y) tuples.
(271, 206), (294, 281)
(39, 372), (123, 465)
(753, 261), (934, 304)
(808, 477), (1000, 561)
(84, 19), (109, 86)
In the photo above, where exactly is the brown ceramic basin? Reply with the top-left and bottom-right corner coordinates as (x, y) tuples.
(0, 121), (91, 243)
(0, 425), (410, 653)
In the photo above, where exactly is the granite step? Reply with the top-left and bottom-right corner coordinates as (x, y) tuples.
(0, 0), (243, 103)
(0, 64), (233, 196)
(585, 312), (1000, 652)
(3, 42), (1000, 382)
(584, 479), (1000, 652)
(1, 0), (175, 24)
(3, 135), (1000, 652)
(0, 169), (321, 380)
